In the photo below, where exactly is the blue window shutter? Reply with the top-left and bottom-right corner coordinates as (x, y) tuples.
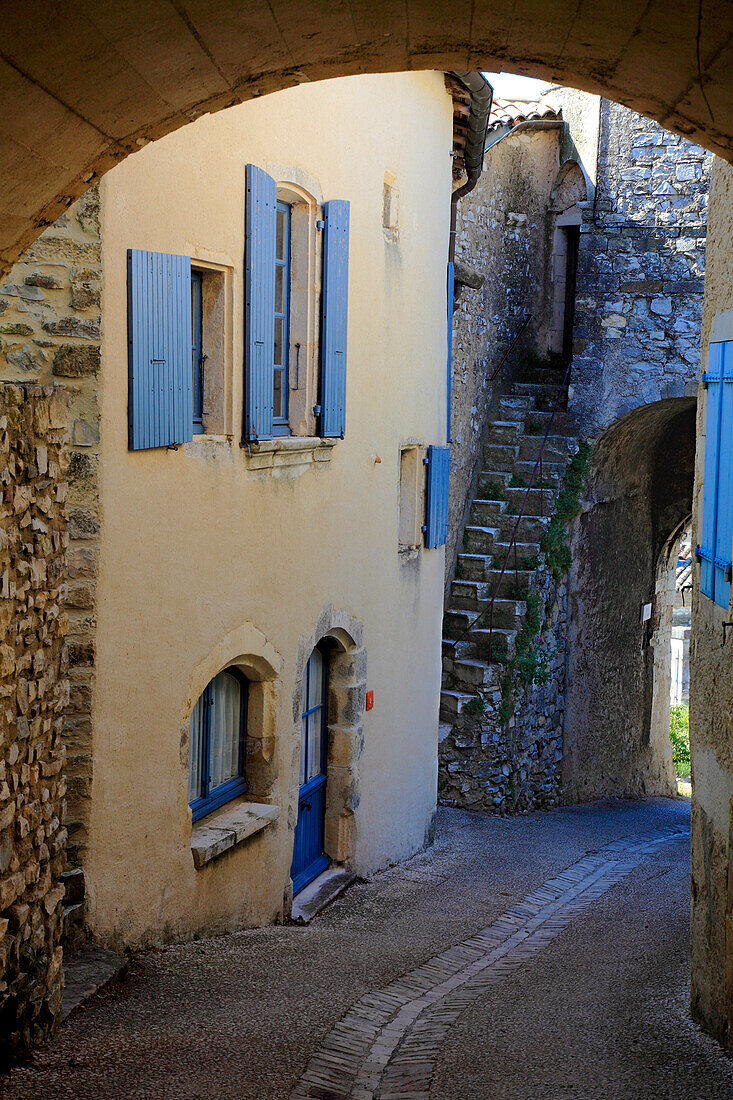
(700, 342), (726, 603)
(424, 445), (450, 549)
(244, 164), (277, 442)
(320, 200), (350, 438)
(127, 249), (193, 451)
(714, 342), (733, 607)
(446, 262), (454, 444)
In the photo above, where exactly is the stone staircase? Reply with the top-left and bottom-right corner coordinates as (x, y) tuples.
(440, 369), (579, 739)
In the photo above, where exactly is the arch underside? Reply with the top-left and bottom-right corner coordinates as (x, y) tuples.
(2, 0), (733, 272)
(563, 398), (697, 802)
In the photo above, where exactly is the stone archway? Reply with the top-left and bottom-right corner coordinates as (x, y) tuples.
(3, 2), (733, 272)
(563, 397), (697, 801)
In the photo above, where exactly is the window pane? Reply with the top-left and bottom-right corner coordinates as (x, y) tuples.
(209, 671), (241, 791)
(188, 693), (206, 803)
(307, 710), (324, 781)
(308, 649), (324, 710)
(299, 711), (307, 786)
(275, 264), (285, 315)
(273, 368), (284, 419)
(274, 316), (284, 368)
(276, 209), (286, 260)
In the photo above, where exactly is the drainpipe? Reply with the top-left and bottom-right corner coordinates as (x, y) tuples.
(448, 72), (494, 263)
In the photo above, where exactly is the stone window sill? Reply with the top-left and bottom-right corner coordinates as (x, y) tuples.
(242, 436), (337, 472)
(190, 799), (280, 870)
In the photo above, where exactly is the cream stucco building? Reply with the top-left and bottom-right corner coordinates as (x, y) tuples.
(0, 71), (465, 948)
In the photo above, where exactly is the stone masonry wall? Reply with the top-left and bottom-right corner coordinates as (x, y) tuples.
(440, 568), (568, 812)
(567, 98), (711, 436)
(0, 189), (101, 880)
(0, 383), (70, 1064)
(447, 127), (561, 589)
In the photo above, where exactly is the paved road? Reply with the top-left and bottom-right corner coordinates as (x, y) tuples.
(3, 798), (732, 1099)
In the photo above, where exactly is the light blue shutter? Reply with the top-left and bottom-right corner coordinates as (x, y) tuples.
(244, 164), (276, 442)
(699, 342), (728, 605)
(127, 249), (192, 451)
(715, 342), (733, 607)
(446, 262), (455, 444)
(320, 200), (350, 438)
(424, 445), (450, 549)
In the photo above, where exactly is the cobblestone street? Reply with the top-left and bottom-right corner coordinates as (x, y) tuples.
(2, 799), (731, 1100)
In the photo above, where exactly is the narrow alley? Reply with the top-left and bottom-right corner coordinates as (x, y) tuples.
(2, 800), (730, 1100)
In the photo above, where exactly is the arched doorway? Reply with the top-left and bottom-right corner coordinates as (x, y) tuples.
(564, 397), (697, 800)
(548, 162), (588, 362)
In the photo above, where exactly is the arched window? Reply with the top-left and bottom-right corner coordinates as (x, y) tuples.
(189, 668), (248, 821)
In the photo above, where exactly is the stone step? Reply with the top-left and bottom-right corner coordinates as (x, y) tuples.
(449, 657), (502, 692)
(472, 498), (510, 526)
(513, 459), (565, 484)
(496, 512), (550, 543)
(504, 486), (557, 514)
(467, 627), (516, 662)
(449, 578), (491, 609)
(439, 689), (475, 721)
(493, 540), (541, 562)
(483, 442), (520, 467)
(518, 433), (578, 461)
(477, 471), (512, 497)
(498, 395), (533, 415)
(487, 568), (535, 598)
(521, 409), (574, 435)
(456, 552), (493, 581)
(464, 525), (499, 555)
(487, 420), (523, 445)
(443, 608), (481, 639)
(512, 381), (564, 399)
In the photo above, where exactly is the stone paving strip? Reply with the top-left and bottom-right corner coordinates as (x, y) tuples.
(290, 824), (688, 1100)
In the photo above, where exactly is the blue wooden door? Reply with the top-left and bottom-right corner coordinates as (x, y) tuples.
(291, 647), (330, 895)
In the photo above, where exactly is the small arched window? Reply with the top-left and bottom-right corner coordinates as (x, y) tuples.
(189, 668), (248, 821)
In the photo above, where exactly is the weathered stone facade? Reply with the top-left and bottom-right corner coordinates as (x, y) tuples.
(0, 383), (70, 1063)
(561, 96), (710, 435)
(442, 92), (709, 815)
(0, 191), (101, 880)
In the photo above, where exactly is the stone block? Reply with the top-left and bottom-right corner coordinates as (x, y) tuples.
(51, 345), (100, 378)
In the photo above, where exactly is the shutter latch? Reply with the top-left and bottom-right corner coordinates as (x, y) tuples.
(313, 404), (322, 417)
(316, 220), (325, 231)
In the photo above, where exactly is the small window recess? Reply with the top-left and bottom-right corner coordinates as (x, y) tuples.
(383, 171), (399, 243)
(190, 261), (232, 438)
(398, 444), (424, 554)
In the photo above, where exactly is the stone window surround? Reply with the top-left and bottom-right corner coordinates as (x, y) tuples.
(398, 439), (426, 554)
(183, 434), (337, 475)
(181, 623), (283, 868)
(287, 606), (367, 911)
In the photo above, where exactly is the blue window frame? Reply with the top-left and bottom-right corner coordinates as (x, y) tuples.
(698, 340), (733, 609)
(191, 269), (204, 431)
(188, 668), (248, 822)
(273, 200), (291, 435)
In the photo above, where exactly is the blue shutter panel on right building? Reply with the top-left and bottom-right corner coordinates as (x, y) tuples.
(320, 200), (350, 438)
(699, 341), (733, 608)
(127, 248), (192, 451)
(424, 445), (450, 549)
(244, 164), (277, 442)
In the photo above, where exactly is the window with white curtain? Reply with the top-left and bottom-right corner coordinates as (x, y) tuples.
(188, 668), (248, 821)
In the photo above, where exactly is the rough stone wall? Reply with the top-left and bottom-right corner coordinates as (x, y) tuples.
(447, 128), (561, 586)
(0, 190), (101, 875)
(0, 383), (70, 1063)
(566, 98), (711, 436)
(689, 157), (733, 1052)
(440, 569), (567, 812)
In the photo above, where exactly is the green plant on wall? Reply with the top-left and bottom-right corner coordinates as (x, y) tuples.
(670, 703), (691, 777)
(540, 442), (592, 581)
